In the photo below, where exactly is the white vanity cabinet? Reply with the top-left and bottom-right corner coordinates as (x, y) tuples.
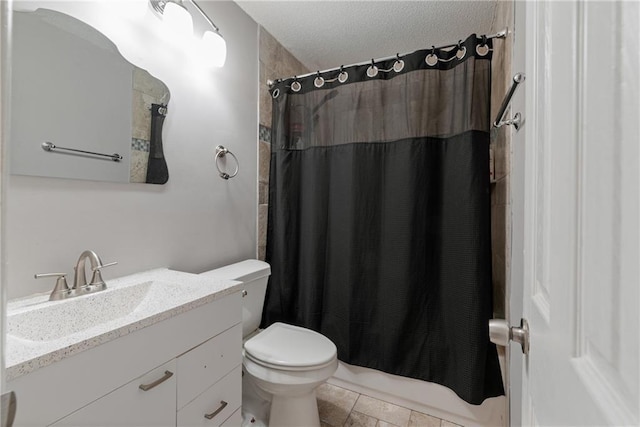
(8, 289), (243, 427)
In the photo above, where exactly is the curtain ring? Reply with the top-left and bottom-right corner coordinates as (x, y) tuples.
(476, 35), (490, 56)
(291, 76), (301, 92)
(367, 58), (378, 78)
(393, 53), (405, 72)
(456, 40), (467, 60)
(425, 46), (438, 66)
(271, 88), (280, 99)
(314, 71), (325, 88)
(338, 65), (349, 83)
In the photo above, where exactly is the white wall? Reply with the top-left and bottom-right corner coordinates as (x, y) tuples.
(5, 1), (259, 299)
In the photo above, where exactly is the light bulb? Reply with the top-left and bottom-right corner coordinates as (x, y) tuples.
(163, 1), (193, 38)
(201, 30), (227, 68)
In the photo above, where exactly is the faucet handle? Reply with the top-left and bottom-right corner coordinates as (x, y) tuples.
(91, 261), (118, 272)
(35, 273), (70, 301)
(89, 261), (117, 289)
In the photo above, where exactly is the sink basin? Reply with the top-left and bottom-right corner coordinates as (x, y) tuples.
(8, 281), (156, 342)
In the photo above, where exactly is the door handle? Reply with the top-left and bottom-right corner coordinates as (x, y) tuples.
(489, 318), (530, 355)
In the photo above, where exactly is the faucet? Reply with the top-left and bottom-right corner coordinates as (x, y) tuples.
(73, 250), (112, 291)
(35, 250), (117, 301)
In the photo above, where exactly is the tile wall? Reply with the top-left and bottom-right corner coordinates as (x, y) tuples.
(489, 0), (513, 321)
(488, 0), (513, 397)
(130, 67), (170, 183)
(257, 27), (309, 260)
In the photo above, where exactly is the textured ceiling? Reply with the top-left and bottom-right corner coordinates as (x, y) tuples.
(234, 1), (499, 72)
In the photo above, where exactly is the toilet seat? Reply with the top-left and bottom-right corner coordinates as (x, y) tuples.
(244, 322), (337, 371)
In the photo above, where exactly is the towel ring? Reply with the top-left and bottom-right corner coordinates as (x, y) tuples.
(215, 145), (239, 180)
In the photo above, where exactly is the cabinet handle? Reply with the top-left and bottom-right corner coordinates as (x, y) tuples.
(204, 400), (228, 420)
(138, 370), (174, 391)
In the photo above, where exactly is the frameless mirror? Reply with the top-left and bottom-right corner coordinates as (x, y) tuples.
(10, 8), (171, 184)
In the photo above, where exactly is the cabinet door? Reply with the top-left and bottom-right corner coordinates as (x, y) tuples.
(50, 360), (177, 427)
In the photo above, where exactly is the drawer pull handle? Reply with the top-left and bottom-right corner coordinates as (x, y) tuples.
(138, 370), (174, 391)
(204, 400), (228, 420)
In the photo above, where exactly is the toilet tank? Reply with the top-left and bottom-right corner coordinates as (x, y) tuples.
(199, 260), (271, 338)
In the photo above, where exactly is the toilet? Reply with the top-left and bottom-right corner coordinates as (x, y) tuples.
(199, 260), (338, 427)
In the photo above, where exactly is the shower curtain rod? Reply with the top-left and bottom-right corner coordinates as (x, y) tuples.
(267, 28), (508, 87)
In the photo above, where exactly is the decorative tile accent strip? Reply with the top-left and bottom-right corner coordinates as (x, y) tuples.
(259, 124), (271, 143)
(131, 138), (150, 152)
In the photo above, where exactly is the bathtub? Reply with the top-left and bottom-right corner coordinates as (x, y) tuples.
(329, 358), (507, 427)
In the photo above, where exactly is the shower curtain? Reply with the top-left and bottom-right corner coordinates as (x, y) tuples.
(262, 34), (504, 405)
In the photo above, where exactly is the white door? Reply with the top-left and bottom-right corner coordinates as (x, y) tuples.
(510, 1), (640, 425)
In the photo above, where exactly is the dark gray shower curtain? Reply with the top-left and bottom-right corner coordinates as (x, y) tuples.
(262, 34), (504, 404)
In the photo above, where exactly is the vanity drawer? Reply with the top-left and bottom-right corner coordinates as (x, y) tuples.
(177, 323), (242, 409)
(50, 359), (177, 427)
(177, 365), (241, 426)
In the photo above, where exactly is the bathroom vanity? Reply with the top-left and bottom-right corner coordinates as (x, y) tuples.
(6, 269), (243, 426)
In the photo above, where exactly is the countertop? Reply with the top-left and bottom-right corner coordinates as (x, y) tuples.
(6, 268), (241, 381)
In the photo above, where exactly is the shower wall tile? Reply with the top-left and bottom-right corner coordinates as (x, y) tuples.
(259, 182), (269, 205)
(257, 26), (310, 259)
(260, 83), (273, 127)
(258, 203), (268, 257)
(489, 0), (513, 322)
(259, 124), (271, 144)
(132, 90), (153, 141)
(131, 138), (150, 152)
(133, 67), (169, 102)
(259, 141), (270, 184)
(130, 149), (149, 183)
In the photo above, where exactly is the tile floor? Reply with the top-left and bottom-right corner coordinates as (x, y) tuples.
(316, 383), (463, 427)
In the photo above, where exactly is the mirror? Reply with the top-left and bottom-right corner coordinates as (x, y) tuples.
(10, 9), (171, 184)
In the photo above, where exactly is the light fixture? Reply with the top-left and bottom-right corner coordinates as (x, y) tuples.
(149, 0), (227, 68)
(149, 0), (193, 37)
(191, 1), (227, 68)
(201, 29), (227, 68)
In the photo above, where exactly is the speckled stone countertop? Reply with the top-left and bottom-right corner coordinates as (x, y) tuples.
(6, 268), (241, 381)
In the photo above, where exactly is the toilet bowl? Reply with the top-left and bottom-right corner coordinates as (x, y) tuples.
(200, 260), (338, 427)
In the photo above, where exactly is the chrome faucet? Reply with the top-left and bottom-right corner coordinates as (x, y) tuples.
(73, 250), (110, 291)
(35, 250), (117, 301)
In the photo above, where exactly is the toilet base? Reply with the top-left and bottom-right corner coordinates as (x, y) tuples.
(269, 389), (320, 427)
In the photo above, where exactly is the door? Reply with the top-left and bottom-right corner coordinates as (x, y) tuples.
(511, 1), (639, 425)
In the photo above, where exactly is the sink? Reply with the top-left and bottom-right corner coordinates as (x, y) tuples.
(8, 280), (155, 342)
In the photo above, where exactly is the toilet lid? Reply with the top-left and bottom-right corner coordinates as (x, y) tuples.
(244, 322), (337, 368)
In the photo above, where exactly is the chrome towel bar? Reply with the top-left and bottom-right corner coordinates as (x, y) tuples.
(494, 73), (525, 130)
(41, 141), (123, 162)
